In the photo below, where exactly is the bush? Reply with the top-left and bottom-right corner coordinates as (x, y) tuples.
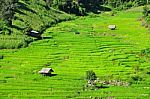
(128, 75), (143, 84)
(131, 75), (142, 81)
(141, 48), (150, 54)
(133, 65), (140, 74)
(144, 67), (150, 74)
(111, 10), (117, 16)
(143, 6), (149, 17)
(86, 70), (97, 81)
(24, 37), (33, 44)
(137, 0), (147, 6)
(140, 48), (150, 58)
(0, 19), (11, 35)
(0, 55), (3, 59)
(58, 0), (86, 16)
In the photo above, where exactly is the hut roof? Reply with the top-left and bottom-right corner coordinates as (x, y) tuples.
(28, 30), (42, 38)
(39, 68), (54, 74)
(31, 30), (39, 33)
(108, 25), (116, 30)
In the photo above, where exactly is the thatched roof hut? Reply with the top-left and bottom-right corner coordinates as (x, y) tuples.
(28, 30), (42, 38)
(39, 68), (54, 76)
(108, 25), (116, 30)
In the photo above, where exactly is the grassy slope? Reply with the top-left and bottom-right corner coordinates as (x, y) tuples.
(0, 7), (150, 98)
(0, 0), (72, 49)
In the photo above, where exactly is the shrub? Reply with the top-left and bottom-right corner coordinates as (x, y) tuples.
(128, 74), (143, 84)
(58, 0), (86, 16)
(111, 10), (117, 16)
(86, 70), (97, 81)
(140, 48), (150, 58)
(133, 65), (140, 74)
(0, 55), (3, 59)
(137, 0), (147, 6)
(131, 75), (142, 81)
(23, 21), (33, 35)
(141, 48), (150, 54)
(0, 19), (11, 35)
(144, 67), (150, 74)
(143, 6), (149, 17)
(24, 36), (33, 44)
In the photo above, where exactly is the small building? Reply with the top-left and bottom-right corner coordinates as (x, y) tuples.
(39, 68), (54, 76)
(28, 30), (42, 39)
(108, 25), (116, 30)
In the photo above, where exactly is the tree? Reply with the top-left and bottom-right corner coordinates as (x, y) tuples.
(78, 0), (101, 10)
(143, 5), (149, 17)
(86, 70), (97, 81)
(44, 0), (53, 9)
(0, 0), (18, 26)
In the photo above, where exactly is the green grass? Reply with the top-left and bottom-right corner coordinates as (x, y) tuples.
(0, 9), (150, 98)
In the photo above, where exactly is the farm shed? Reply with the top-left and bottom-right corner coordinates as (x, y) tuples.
(39, 68), (54, 76)
(108, 25), (116, 30)
(27, 30), (42, 38)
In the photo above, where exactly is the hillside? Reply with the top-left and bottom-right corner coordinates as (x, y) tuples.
(0, 0), (73, 49)
(0, 7), (150, 98)
(1, 0), (149, 49)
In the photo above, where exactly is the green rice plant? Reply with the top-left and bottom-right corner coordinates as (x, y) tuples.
(0, 6), (150, 98)
(0, 34), (31, 49)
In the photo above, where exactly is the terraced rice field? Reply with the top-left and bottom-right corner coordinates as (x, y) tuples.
(0, 9), (150, 98)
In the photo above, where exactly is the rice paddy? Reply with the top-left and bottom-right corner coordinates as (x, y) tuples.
(0, 9), (150, 98)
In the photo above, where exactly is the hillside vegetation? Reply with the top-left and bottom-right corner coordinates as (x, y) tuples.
(0, 0), (150, 98)
(0, 7), (150, 98)
(0, 0), (150, 49)
(0, 0), (72, 49)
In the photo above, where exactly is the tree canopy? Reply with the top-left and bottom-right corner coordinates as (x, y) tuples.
(0, 0), (18, 26)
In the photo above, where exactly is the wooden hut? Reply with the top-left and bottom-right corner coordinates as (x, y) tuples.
(27, 30), (42, 38)
(39, 68), (54, 76)
(108, 25), (116, 30)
